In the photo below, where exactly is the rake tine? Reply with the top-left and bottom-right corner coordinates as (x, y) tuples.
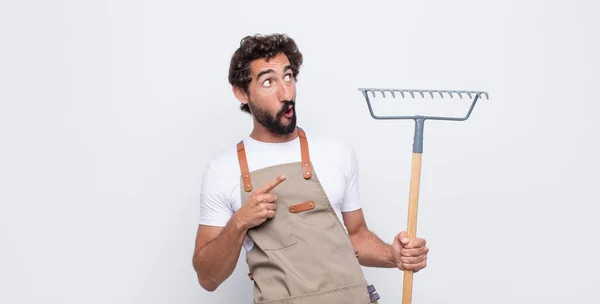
(358, 88), (489, 101)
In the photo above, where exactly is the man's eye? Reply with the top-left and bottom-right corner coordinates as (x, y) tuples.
(263, 79), (272, 87)
(284, 74), (292, 81)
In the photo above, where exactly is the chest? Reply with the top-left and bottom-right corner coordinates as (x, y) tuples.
(229, 163), (347, 214)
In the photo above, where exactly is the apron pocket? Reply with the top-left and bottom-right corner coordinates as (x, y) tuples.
(249, 217), (298, 251)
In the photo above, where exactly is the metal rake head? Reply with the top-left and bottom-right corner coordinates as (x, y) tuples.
(357, 88), (489, 121)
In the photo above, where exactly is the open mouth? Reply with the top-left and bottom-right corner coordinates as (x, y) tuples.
(283, 106), (294, 118)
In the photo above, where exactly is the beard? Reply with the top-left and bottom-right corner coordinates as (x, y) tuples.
(248, 99), (297, 135)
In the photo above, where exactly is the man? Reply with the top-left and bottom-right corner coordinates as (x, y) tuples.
(193, 33), (429, 303)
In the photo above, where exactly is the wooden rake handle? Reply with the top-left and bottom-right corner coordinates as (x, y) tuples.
(401, 117), (426, 304)
(402, 152), (423, 304)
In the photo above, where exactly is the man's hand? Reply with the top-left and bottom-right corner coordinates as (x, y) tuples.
(392, 231), (429, 272)
(234, 174), (287, 230)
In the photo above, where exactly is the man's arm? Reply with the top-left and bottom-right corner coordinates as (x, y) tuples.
(192, 215), (247, 292)
(343, 209), (396, 267)
(343, 209), (429, 271)
(193, 174), (287, 291)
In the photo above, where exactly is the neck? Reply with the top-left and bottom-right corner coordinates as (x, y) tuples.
(249, 120), (298, 143)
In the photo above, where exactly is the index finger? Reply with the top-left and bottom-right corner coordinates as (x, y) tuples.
(256, 174), (287, 194)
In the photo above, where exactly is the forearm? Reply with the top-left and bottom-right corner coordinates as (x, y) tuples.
(349, 227), (395, 268)
(193, 214), (247, 291)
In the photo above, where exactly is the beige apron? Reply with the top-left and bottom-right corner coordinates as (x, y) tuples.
(237, 128), (380, 304)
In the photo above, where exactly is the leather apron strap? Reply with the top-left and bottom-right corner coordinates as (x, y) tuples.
(297, 127), (313, 179)
(237, 141), (253, 192)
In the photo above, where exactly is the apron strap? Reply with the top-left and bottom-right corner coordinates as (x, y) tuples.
(237, 141), (253, 192)
(297, 128), (312, 179)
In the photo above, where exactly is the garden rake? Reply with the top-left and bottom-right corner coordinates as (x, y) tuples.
(357, 88), (489, 304)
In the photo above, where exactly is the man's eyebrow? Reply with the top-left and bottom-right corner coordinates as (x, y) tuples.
(256, 69), (274, 80)
(284, 65), (292, 72)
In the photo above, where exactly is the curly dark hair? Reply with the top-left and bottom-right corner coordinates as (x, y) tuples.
(228, 33), (303, 114)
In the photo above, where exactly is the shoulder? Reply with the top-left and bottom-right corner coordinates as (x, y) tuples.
(199, 141), (243, 204)
(204, 142), (241, 180)
(198, 142), (242, 226)
(198, 141), (242, 209)
(304, 128), (354, 154)
(302, 128), (358, 169)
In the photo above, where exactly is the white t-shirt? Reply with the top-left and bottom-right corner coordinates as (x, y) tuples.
(198, 130), (362, 251)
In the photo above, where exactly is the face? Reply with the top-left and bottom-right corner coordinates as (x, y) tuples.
(239, 52), (297, 135)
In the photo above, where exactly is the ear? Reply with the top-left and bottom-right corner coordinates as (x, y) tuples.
(232, 86), (249, 105)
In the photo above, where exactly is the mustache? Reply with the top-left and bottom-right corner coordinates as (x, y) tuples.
(276, 100), (295, 118)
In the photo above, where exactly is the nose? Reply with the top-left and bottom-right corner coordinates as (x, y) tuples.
(277, 80), (293, 101)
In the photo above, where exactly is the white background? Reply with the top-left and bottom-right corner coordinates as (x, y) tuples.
(1, 0), (599, 303)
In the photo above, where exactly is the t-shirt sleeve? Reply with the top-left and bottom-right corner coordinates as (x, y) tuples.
(198, 164), (234, 227)
(341, 145), (362, 212)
